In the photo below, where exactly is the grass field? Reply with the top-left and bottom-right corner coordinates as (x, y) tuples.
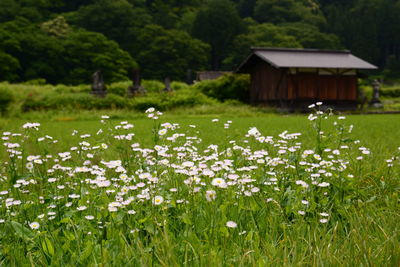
(2, 110), (399, 153)
(0, 107), (399, 266)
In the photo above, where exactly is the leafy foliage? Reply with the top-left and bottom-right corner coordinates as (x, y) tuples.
(136, 24), (209, 80)
(0, 51), (20, 81)
(254, 0), (326, 26)
(194, 74), (250, 102)
(223, 22), (341, 69)
(40, 16), (70, 37)
(2, 80), (215, 113)
(192, 0), (244, 70)
(322, 0), (400, 80)
(69, 0), (151, 52)
(61, 29), (135, 84)
(380, 86), (400, 98)
(0, 0), (399, 82)
(0, 86), (14, 114)
(0, 18), (135, 84)
(223, 23), (302, 69)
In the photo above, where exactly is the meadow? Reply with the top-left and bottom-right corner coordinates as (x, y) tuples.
(0, 105), (399, 266)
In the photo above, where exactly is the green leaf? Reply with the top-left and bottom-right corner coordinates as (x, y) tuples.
(144, 222), (156, 235)
(179, 213), (192, 225)
(115, 212), (125, 223)
(10, 221), (35, 240)
(79, 242), (93, 262)
(60, 217), (72, 224)
(219, 226), (229, 237)
(42, 237), (55, 256)
(138, 217), (148, 224)
(245, 231), (254, 241)
(64, 230), (76, 241)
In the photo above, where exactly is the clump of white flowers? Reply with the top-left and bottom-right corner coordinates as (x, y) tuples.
(0, 102), (395, 248)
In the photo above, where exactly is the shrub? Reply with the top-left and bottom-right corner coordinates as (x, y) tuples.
(171, 81), (190, 91)
(380, 87), (400, 98)
(53, 84), (90, 94)
(0, 87), (14, 114)
(94, 94), (129, 109)
(22, 79), (47, 85)
(193, 74), (250, 102)
(164, 89), (216, 109)
(108, 81), (131, 96)
(132, 94), (165, 111)
(131, 89), (216, 111)
(10, 80), (218, 113)
(22, 93), (129, 111)
(142, 80), (164, 93)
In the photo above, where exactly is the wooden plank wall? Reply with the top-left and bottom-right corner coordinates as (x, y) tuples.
(249, 62), (358, 103)
(287, 72), (357, 101)
(250, 62), (285, 102)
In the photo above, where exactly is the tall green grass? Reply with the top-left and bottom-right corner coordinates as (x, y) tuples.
(0, 106), (399, 265)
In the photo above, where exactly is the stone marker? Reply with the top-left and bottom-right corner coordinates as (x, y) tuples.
(369, 79), (383, 108)
(128, 69), (146, 96)
(186, 69), (194, 85)
(91, 70), (107, 97)
(163, 77), (172, 92)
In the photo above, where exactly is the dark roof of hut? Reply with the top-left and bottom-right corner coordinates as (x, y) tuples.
(196, 71), (232, 81)
(237, 47), (378, 72)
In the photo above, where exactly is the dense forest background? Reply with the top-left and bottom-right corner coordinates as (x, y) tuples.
(0, 0), (399, 85)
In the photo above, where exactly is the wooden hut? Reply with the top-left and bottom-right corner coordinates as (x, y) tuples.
(236, 47), (377, 110)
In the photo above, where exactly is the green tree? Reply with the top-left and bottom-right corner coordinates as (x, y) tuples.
(147, 0), (179, 28)
(282, 22), (342, 49)
(0, 18), (135, 84)
(378, 0), (400, 73)
(223, 22), (341, 70)
(192, 0), (243, 70)
(147, 0), (203, 28)
(135, 24), (209, 80)
(0, 0), (19, 23)
(254, 0), (325, 27)
(0, 18), (63, 82)
(6, 0), (58, 22)
(175, 9), (198, 33)
(62, 30), (136, 84)
(45, 0), (96, 13)
(0, 51), (20, 81)
(223, 23), (302, 69)
(323, 0), (381, 64)
(70, 0), (151, 53)
(236, 0), (257, 18)
(12, 25), (67, 83)
(41, 16), (70, 38)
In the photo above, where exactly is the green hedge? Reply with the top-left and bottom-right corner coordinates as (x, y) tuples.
(23, 93), (129, 111)
(1, 76), (249, 114)
(0, 87), (14, 114)
(97, 80), (190, 96)
(193, 74), (250, 102)
(126, 89), (217, 111)
(380, 87), (400, 98)
(22, 89), (216, 112)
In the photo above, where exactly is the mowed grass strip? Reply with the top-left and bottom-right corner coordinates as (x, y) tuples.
(2, 113), (399, 154)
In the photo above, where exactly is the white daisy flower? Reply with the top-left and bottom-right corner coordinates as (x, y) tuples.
(226, 221), (237, 228)
(152, 196), (164, 205)
(29, 222), (40, 230)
